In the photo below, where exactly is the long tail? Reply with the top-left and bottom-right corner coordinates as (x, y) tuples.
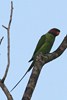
(10, 62), (34, 92)
(10, 71), (28, 92)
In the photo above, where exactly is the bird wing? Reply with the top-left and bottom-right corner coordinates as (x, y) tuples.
(29, 34), (46, 62)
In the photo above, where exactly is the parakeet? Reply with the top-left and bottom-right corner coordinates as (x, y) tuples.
(10, 28), (60, 92)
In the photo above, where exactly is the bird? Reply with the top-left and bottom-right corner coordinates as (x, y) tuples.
(10, 28), (60, 92)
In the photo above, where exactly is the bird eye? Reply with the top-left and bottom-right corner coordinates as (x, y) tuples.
(56, 32), (60, 35)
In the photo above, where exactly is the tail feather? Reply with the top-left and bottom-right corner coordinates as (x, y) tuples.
(10, 62), (34, 92)
(27, 61), (34, 72)
(10, 71), (27, 92)
(28, 57), (33, 62)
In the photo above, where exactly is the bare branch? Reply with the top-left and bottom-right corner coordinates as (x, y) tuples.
(0, 80), (13, 100)
(22, 35), (67, 100)
(2, 25), (8, 30)
(0, 36), (4, 45)
(8, 1), (14, 29)
(0, 1), (14, 99)
(2, 1), (13, 30)
(2, 1), (13, 82)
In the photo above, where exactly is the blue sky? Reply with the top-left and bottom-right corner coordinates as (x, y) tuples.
(0, 0), (67, 100)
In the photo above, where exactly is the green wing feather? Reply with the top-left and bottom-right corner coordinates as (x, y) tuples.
(29, 34), (46, 62)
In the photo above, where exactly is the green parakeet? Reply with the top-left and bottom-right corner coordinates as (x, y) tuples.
(10, 28), (60, 92)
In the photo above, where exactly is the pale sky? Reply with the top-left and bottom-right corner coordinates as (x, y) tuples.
(0, 0), (67, 100)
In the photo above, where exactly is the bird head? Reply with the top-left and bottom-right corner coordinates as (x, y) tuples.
(48, 28), (60, 36)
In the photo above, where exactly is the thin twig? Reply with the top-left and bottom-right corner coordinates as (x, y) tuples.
(0, 36), (4, 45)
(22, 35), (67, 100)
(2, 1), (13, 83)
(2, 25), (8, 30)
(8, 1), (14, 29)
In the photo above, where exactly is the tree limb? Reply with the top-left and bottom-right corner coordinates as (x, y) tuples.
(1, 1), (13, 83)
(0, 1), (13, 99)
(0, 80), (13, 100)
(22, 35), (67, 100)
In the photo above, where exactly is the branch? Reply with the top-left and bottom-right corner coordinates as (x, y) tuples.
(1, 1), (13, 82)
(0, 1), (14, 99)
(0, 80), (13, 100)
(22, 35), (67, 100)
(0, 36), (4, 45)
